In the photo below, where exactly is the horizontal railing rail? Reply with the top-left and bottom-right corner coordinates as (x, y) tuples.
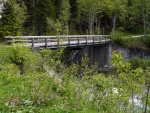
(5, 35), (110, 38)
(5, 35), (110, 48)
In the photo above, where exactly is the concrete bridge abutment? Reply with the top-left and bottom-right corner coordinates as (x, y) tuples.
(71, 43), (150, 71)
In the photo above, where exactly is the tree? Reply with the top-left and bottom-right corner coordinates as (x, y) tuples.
(23, 0), (56, 35)
(33, 0), (56, 35)
(120, 0), (142, 33)
(104, 0), (128, 33)
(77, 0), (103, 35)
(58, 0), (70, 34)
(58, 0), (70, 28)
(111, 51), (145, 113)
(0, 0), (27, 39)
(143, 69), (150, 113)
(140, 0), (150, 42)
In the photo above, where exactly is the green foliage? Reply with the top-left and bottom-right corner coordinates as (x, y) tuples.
(111, 31), (131, 45)
(0, 44), (150, 112)
(0, 0), (149, 37)
(129, 57), (150, 69)
(145, 36), (150, 48)
(111, 31), (147, 49)
(111, 51), (131, 73)
(77, 0), (104, 34)
(1, 0), (150, 111)
(64, 56), (98, 78)
(0, 0), (27, 39)
(40, 48), (64, 72)
(58, 0), (70, 27)
(125, 36), (146, 49)
(0, 43), (42, 74)
(0, 45), (105, 112)
(0, 44), (13, 64)
(46, 19), (63, 35)
(111, 51), (146, 113)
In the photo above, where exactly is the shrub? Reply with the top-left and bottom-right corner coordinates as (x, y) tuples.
(63, 56), (98, 78)
(129, 57), (150, 69)
(126, 36), (146, 49)
(0, 43), (42, 74)
(111, 31), (131, 46)
(0, 45), (12, 64)
(40, 48), (65, 72)
(0, 44), (148, 113)
(111, 31), (147, 49)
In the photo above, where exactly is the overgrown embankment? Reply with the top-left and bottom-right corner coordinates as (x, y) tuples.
(111, 31), (150, 50)
(0, 43), (150, 113)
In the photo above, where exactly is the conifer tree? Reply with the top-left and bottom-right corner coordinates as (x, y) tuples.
(0, 0), (27, 40)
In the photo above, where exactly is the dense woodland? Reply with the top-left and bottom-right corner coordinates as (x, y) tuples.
(0, 0), (150, 37)
(1, 0), (150, 113)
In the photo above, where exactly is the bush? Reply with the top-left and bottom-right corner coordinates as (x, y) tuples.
(129, 57), (150, 69)
(0, 43), (42, 74)
(40, 48), (65, 73)
(111, 31), (147, 49)
(63, 56), (98, 78)
(0, 44), (13, 64)
(126, 36), (146, 49)
(111, 31), (131, 46)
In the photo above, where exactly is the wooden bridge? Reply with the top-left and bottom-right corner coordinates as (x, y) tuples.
(5, 35), (110, 48)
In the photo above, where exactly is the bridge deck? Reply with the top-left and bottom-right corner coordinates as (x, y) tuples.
(5, 35), (110, 48)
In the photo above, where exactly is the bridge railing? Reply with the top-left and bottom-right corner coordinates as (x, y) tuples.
(5, 35), (110, 48)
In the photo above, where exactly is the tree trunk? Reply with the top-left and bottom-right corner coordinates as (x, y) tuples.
(131, 81), (135, 113)
(141, 0), (147, 42)
(143, 19), (147, 43)
(132, 94), (135, 113)
(89, 15), (92, 35)
(144, 82), (150, 113)
(89, 14), (94, 35)
(112, 11), (117, 33)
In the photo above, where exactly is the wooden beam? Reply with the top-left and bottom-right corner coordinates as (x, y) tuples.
(32, 38), (34, 47)
(45, 38), (48, 48)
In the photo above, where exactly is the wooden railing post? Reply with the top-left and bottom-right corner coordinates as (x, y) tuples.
(93, 36), (95, 45)
(45, 38), (47, 48)
(68, 36), (70, 47)
(78, 36), (80, 46)
(57, 37), (60, 47)
(25, 38), (27, 43)
(86, 36), (88, 45)
(12, 37), (15, 43)
(99, 35), (101, 43)
(32, 38), (34, 47)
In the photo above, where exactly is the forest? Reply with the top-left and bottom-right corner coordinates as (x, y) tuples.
(0, 0), (150, 37)
(0, 0), (150, 113)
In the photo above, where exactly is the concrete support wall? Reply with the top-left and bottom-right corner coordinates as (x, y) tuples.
(89, 45), (108, 68)
(73, 43), (150, 71)
(74, 43), (110, 71)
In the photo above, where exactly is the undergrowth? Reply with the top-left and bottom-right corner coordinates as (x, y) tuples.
(0, 43), (149, 113)
(111, 31), (147, 49)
